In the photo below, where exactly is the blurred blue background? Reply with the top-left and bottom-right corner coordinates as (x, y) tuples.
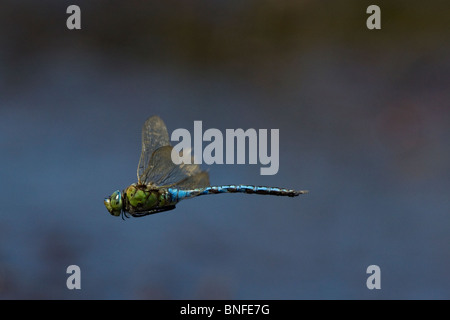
(0, 0), (449, 299)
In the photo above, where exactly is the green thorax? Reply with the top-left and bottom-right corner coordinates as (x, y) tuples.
(123, 184), (173, 214)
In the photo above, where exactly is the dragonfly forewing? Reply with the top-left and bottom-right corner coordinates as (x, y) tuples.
(137, 115), (171, 184)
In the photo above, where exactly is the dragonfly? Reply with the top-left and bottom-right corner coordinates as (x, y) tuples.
(104, 116), (308, 219)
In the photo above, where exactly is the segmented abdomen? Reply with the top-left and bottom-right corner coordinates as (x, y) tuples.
(170, 185), (306, 202)
(202, 185), (303, 197)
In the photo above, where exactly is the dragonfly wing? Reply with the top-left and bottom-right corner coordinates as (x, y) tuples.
(137, 116), (171, 184)
(172, 171), (210, 189)
(142, 145), (208, 187)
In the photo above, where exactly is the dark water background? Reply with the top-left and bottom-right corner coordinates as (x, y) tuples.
(0, 1), (449, 299)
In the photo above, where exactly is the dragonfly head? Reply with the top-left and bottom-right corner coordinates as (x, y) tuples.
(104, 190), (123, 216)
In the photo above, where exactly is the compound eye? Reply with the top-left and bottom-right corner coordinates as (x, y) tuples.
(110, 191), (122, 208)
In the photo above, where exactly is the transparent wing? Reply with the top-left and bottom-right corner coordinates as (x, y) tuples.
(141, 145), (209, 187)
(172, 171), (210, 189)
(137, 116), (171, 184)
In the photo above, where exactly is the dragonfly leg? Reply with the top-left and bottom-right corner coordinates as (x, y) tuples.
(130, 205), (176, 218)
(120, 211), (132, 220)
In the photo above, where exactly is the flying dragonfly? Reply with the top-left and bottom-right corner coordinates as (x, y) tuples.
(104, 116), (308, 219)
